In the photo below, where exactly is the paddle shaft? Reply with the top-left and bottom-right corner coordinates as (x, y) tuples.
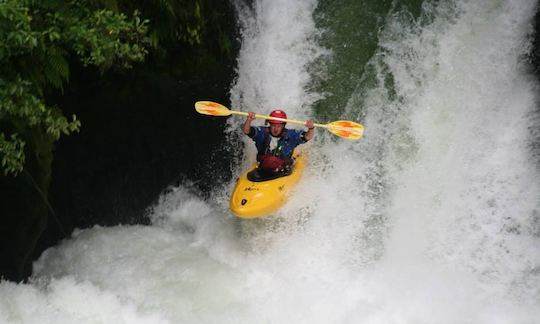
(233, 111), (329, 130)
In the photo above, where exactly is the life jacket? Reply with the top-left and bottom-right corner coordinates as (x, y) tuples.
(257, 127), (292, 158)
(256, 128), (289, 171)
(251, 126), (305, 172)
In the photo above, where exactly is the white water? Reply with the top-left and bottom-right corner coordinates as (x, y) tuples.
(2, 0), (540, 323)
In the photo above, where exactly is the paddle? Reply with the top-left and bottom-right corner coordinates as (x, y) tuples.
(195, 101), (364, 140)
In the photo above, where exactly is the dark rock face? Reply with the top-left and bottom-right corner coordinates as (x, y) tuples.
(0, 129), (51, 282)
(49, 62), (235, 230)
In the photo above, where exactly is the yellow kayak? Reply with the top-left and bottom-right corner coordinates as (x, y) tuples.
(230, 151), (305, 219)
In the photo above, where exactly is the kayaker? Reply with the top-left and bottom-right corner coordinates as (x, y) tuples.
(242, 110), (314, 174)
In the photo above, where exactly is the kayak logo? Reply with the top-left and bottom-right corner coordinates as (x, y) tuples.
(244, 187), (259, 191)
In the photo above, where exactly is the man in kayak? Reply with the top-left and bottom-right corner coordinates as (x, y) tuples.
(242, 110), (314, 174)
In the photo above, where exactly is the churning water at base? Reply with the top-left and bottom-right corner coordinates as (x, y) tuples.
(2, 0), (540, 323)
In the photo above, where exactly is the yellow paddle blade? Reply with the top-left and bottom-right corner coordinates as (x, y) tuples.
(325, 120), (364, 140)
(195, 101), (232, 116)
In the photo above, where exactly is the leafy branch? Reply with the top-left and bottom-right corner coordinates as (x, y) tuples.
(0, 0), (150, 176)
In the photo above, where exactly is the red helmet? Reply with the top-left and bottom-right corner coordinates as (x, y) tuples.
(268, 109), (287, 124)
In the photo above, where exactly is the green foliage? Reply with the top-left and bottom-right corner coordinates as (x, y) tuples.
(115, 0), (205, 46)
(103, 0), (233, 54)
(0, 133), (25, 175)
(0, 77), (81, 137)
(0, 1), (37, 60)
(66, 8), (149, 68)
(0, 0), (150, 176)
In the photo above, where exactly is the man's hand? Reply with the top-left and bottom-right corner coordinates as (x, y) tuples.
(247, 112), (256, 121)
(242, 111), (256, 135)
(304, 119), (315, 141)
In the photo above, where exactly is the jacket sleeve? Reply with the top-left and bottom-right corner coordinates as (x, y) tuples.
(248, 126), (256, 138)
(250, 126), (265, 143)
(299, 130), (309, 143)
